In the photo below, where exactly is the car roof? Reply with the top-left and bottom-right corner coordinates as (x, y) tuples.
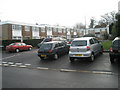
(43, 41), (63, 44)
(114, 37), (120, 41)
(73, 37), (94, 41)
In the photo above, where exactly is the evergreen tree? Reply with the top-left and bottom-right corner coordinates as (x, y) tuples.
(116, 13), (120, 37)
(112, 23), (117, 38)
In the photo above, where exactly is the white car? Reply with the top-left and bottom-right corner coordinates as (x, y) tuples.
(69, 37), (103, 62)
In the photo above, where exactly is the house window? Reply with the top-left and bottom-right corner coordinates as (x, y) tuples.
(12, 25), (22, 30)
(32, 36), (40, 39)
(32, 27), (39, 31)
(58, 28), (62, 33)
(71, 29), (74, 33)
(63, 29), (66, 33)
(12, 36), (22, 40)
(53, 28), (57, 32)
(25, 26), (30, 31)
(41, 27), (45, 32)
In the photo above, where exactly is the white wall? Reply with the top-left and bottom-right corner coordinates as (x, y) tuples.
(12, 30), (22, 37)
(32, 27), (40, 39)
(12, 25), (22, 37)
(47, 27), (52, 36)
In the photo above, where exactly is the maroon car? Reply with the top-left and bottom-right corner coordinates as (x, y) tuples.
(6, 42), (32, 53)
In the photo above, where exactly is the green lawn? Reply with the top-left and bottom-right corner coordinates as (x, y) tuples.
(101, 40), (112, 50)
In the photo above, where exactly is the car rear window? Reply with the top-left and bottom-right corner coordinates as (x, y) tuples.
(112, 40), (120, 47)
(44, 38), (52, 42)
(40, 43), (53, 50)
(71, 40), (87, 46)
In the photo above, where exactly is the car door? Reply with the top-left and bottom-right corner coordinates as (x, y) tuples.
(54, 43), (60, 55)
(59, 42), (65, 54)
(93, 38), (102, 54)
(54, 43), (63, 55)
(17, 43), (24, 50)
(21, 43), (27, 50)
(89, 39), (96, 54)
(62, 42), (69, 53)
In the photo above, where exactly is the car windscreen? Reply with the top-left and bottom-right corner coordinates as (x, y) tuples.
(9, 43), (16, 46)
(40, 43), (53, 50)
(71, 40), (87, 46)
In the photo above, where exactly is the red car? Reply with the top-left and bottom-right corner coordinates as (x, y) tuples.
(6, 42), (32, 53)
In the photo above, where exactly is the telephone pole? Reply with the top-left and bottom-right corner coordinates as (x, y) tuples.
(85, 16), (86, 35)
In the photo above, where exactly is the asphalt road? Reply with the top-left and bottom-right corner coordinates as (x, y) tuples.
(1, 49), (119, 88)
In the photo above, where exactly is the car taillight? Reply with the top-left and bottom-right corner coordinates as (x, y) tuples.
(49, 50), (53, 53)
(68, 42), (71, 44)
(87, 46), (91, 50)
(110, 48), (113, 52)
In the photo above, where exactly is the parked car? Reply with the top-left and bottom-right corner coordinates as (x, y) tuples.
(38, 41), (69, 60)
(69, 37), (103, 62)
(37, 37), (67, 48)
(6, 42), (32, 53)
(109, 37), (120, 63)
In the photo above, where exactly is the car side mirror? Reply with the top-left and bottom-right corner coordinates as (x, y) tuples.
(98, 40), (102, 43)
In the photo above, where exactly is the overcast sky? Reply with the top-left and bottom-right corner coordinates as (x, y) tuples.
(0, 0), (119, 27)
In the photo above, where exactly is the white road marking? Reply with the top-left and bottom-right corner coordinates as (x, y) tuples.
(2, 62), (7, 64)
(15, 63), (22, 65)
(36, 67), (49, 70)
(3, 64), (9, 67)
(8, 62), (14, 65)
(19, 65), (27, 68)
(24, 64), (31, 66)
(1, 54), (20, 60)
(10, 65), (17, 67)
(60, 69), (77, 72)
(0, 61), (117, 75)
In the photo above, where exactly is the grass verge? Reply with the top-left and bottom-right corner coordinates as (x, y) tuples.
(101, 40), (112, 50)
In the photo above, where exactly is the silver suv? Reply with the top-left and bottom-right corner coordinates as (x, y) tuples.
(69, 37), (103, 62)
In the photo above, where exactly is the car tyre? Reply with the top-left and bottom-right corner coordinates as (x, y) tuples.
(53, 54), (58, 60)
(110, 57), (114, 63)
(100, 47), (103, 54)
(15, 49), (19, 53)
(89, 53), (94, 62)
(70, 57), (75, 62)
(28, 47), (32, 51)
(40, 57), (44, 60)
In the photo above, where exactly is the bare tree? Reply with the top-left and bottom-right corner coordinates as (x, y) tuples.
(75, 23), (85, 29)
(101, 11), (116, 25)
(89, 17), (96, 28)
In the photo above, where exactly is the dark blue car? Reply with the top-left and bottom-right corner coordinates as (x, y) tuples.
(38, 41), (69, 60)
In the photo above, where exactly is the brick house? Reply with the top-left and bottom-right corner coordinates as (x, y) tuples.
(0, 21), (74, 40)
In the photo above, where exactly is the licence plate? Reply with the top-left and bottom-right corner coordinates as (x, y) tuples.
(41, 55), (47, 57)
(75, 54), (82, 56)
(118, 50), (120, 52)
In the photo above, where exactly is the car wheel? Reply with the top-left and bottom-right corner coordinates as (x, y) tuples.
(100, 47), (103, 54)
(40, 57), (44, 60)
(69, 57), (75, 62)
(8, 51), (12, 53)
(15, 49), (19, 53)
(54, 54), (58, 60)
(28, 47), (32, 51)
(90, 53), (94, 62)
(110, 57), (114, 63)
